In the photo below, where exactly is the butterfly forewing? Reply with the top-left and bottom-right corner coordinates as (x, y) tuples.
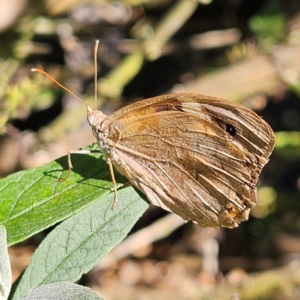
(99, 93), (275, 228)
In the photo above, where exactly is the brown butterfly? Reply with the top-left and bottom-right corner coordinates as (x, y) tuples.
(32, 60), (274, 228)
(83, 92), (275, 228)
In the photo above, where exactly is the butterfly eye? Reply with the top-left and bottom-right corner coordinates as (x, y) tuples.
(226, 124), (236, 136)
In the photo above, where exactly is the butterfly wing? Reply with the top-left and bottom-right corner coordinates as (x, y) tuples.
(101, 93), (275, 228)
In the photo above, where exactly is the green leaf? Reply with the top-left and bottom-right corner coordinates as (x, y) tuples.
(21, 282), (103, 300)
(0, 145), (142, 246)
(0, 225), (12, 300)
(12, 187), (148, 300)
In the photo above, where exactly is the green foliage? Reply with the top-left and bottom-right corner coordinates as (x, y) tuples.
(249, 10), (287, 48)
(275, 132), (300, 157)
(11, 187), (147, 300)
(0, 148), (149, 299)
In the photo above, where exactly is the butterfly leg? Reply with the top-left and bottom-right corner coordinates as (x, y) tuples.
(60, 149), (118, 209)
(107, 157), (118, 209)
(59, 149), (99, 181)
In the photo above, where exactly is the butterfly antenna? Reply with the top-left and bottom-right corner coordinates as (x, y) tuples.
(31, 68), (90, 108)
(94, 40), (99, 109)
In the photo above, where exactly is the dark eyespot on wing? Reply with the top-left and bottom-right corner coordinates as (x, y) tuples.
(209, 116), (237, 137)
(226, 124), (236, 136)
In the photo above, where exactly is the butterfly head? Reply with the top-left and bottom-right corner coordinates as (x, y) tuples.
(85, 105), (110, 153)
(86, 105), (106, 130)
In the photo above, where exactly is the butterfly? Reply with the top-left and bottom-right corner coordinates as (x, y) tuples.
(84, 92), (275, 228)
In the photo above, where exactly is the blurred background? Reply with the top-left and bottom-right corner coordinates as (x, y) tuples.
(1, 0), (300, 299)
